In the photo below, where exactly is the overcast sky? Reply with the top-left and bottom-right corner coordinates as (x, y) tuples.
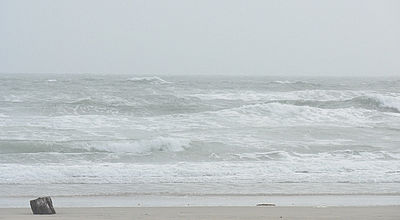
(1, 0), (399, 76)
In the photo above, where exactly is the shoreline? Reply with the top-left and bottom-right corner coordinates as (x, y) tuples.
(1, 206), (400, 220)
(2, 194), (400, 208)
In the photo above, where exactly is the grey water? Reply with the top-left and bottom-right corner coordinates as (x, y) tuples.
(0, 74), (400, 199)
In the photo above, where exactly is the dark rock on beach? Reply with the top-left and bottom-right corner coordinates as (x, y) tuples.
(30, 197), (56, 215)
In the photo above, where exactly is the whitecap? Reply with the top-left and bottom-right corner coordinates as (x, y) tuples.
(80, 137), (191, 154)
(368, 93), (400, 112)
(271, 80), (295, 84)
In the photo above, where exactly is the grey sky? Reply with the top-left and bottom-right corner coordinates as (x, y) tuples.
(1, 0), (399, 76)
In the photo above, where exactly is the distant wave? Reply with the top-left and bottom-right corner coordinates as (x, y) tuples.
(67, 97), (95, 105)
(43, 94), (201, 116)
(270, 80), (308, 84)
(209, 102), (379, 127)
(262, 95), (400, 113)
(126, 76), (171, 84)
(83, 137), (191, 154)
(271, 80), (294, 84)
(189, 90), (360, 102)
(0, 137), (192, 154)
(268, 80), (321, 87)
(233, 150), (400, 161)
(191, 90), (400, 113)
(207, 94), (400, 126)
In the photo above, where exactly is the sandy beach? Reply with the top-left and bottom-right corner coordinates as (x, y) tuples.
(1, 206), (399, 220)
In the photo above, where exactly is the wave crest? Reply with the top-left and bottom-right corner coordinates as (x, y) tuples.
(369, 94), (400, 112)
(84, 137), (191, 154)
(0, 137), (192, 154)
(261, 94), (400, 113)
(126, 76), (171, 84)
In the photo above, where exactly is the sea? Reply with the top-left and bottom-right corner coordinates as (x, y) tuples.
(1, 74), (400, 207)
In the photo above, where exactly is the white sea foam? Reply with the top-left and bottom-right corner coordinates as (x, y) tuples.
(209, 102), (378, 127)
(270, 80), (313, 84)
(189, 90), (363, 102)
(272, 80), (294, 84)
(368, 93), (400, 112)
(1, 94), (25, 102)
(79, 137), (191, 154)
(1, 156), (399, 185)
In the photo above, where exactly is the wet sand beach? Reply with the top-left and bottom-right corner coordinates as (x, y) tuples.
(1, 206), (400, 220)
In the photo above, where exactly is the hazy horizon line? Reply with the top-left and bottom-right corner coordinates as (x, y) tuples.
(1, 72), (399, 78)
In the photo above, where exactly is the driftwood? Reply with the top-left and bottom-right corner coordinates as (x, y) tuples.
(30, 197), (56, 215)
(256, 203), (276, 207)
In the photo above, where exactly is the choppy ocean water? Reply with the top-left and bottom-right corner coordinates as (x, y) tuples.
(0, 74), (400, 200)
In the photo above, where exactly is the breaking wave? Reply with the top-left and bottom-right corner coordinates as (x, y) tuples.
(233, 150), (400, 161)
(213, 102), (376, 126)
(189, 90), (360, 102)
(0, 137), (192, 154)
(262, 95), (400, 113)
(82, 137), (191, 154)
(371, 94), (400, 112)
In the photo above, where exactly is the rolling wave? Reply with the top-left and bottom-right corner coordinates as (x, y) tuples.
(269, 80), (320, 86)
(0, 137), (192, 154)
(262, 95), (400, 113)
(126, 76), (171, 84)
